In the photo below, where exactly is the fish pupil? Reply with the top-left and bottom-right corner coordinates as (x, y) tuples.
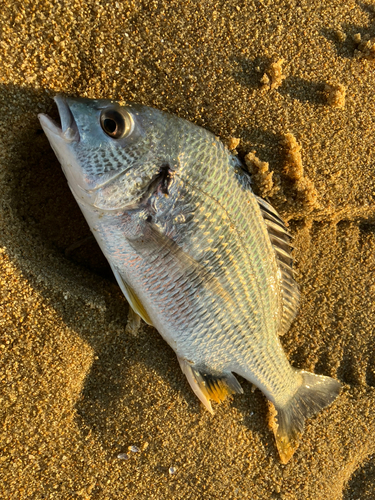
(103, 118), (117, 135)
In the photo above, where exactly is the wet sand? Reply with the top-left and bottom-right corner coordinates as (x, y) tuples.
(1, 1), (375, 498)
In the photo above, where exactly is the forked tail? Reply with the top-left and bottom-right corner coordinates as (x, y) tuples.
(272, 370), (341, 463)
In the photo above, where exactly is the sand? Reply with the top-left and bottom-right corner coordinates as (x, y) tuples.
(1, 0), (375, 498)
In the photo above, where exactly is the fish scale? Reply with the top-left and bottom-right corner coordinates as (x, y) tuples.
(178, 181), (271, 317)
(39, 96), (341, 463)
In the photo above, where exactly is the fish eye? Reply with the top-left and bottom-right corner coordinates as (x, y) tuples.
(100, 108), (132, 139)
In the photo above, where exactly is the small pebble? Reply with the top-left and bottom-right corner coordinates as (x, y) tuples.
(117, 453), (129, 460)
(227, 137), (240, 150)
(169, 467), (176, 475)
(129, 445), (139, 453)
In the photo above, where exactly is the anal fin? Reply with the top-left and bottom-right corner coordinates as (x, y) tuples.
(178, 357), (243, 413)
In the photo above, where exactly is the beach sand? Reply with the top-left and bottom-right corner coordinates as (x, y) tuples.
(1, 0), (375, 498)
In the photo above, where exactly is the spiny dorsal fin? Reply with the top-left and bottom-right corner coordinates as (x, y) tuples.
(256, 196), (300, 335)
(178, 357), (243, 413)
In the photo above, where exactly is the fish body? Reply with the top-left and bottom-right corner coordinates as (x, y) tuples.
(39, 97), (340, 462)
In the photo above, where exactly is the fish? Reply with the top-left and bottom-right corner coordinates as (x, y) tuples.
(38, 96), (341, 463)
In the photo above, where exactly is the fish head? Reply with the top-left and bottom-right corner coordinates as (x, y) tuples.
(38, 96), (175, 210)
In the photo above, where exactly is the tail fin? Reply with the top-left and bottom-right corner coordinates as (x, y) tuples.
(271, 370), (341, 463)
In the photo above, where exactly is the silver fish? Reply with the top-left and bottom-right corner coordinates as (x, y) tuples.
(39, 96), (341, 463)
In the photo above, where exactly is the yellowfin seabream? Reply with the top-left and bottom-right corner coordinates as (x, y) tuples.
(39, 97), (341, 463)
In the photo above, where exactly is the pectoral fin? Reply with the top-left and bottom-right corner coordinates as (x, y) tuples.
(178, 357), (243, 413)
(125, 306), (142, 337)
(110, 264), (153, 326)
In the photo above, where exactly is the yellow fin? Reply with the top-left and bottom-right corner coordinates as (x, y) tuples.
(177, 357), (243, 413)
(205, 378), (235, 404)
(109, 264), (153, 326)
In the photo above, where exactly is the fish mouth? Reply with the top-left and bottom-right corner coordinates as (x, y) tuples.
(38, 95), (80, 143)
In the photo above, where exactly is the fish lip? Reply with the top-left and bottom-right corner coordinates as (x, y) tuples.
(38, 95), (80, 143)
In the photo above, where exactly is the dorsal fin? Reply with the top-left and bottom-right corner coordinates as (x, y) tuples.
(256, 196), (300, 335)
